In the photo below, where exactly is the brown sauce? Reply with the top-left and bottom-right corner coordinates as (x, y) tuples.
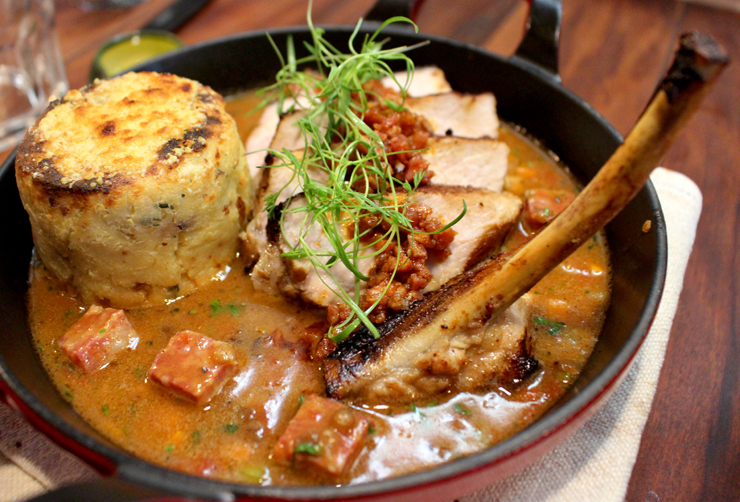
(28, 92), (611, 485)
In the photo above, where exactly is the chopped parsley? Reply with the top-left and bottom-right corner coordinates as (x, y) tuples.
(223, 423), (239, 433)
(209, 300), (241, 317)
(294, 442), (322, 456)
(101, 405), (109, 415)
(588, 234), (599, 250)
(533, 317), (566, 335)
(209, 300), (222, 316)
(454, 403), (472, 416)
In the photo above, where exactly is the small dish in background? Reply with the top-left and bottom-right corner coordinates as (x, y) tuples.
(89, 29), (183, 81)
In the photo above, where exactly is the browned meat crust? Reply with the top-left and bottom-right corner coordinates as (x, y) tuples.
(324, 254), (537, 403)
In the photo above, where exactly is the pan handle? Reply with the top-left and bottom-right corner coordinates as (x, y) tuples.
(364, 0), (426, 23)
(512, 0), (562, 81)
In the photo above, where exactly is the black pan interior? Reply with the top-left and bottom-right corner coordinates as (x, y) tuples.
(0, 24), (666, 499)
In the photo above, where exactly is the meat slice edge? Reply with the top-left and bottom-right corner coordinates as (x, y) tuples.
(405, 92), (499, 140)
(423, 136), (509, 193)
(324, 286), (537, 404)
(241, 151), (330, 293)
(413, 186), (522, 292)
(246, 66), (455, 179)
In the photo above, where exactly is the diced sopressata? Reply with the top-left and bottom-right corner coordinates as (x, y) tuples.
(148, 330), (238, 405)
(58, 305), (138, 373)
(273, 394), (370, 476)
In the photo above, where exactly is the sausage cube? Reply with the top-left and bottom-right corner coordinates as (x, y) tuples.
(148, 331), (237, 405)
(274, 394), (370, 476)
(58, 305), (138, 373)
(523, 188), (576, 226)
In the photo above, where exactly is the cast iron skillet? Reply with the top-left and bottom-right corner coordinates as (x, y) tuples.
(0, 0), (667, 500)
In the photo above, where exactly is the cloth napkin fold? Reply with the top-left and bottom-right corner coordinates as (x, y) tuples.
(0, 168), (702, 502)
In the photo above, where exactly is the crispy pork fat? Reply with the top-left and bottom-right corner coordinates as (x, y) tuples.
(324, 258), (538, 403)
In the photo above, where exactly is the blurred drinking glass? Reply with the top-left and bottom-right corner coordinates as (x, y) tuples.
(0, 0), (68, 151)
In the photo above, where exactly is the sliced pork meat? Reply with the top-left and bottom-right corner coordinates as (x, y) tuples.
(58, 305), (139, 373)
(269, 187), (521, 310)
(423, 136), (509, 192)
(245, 101), (281, 181)
(405, 92), (499, 139)
(270, 193), (375, 307)
(324, 286), (536, 403)
(413, 186), (522, 292)
(380, 66), (452, 97)
(241, 151), (330, 292)
(246, 66), (453, 180)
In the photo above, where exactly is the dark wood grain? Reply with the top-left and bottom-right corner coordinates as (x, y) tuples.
(3, 0), (739, 499)
(625, 4), (740, 501)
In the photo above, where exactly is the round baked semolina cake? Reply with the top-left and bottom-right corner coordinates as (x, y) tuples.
(15, 71), (252, 308)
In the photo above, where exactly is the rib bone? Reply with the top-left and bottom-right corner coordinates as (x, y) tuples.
(325, 31), (729, 402)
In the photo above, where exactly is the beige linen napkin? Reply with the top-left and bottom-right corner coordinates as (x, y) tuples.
(0, 168), (701, 502)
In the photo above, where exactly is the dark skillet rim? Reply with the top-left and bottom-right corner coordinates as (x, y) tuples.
(0, 23), (668, 501)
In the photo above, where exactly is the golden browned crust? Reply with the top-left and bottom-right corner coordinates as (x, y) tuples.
(15, 72), (252, 308)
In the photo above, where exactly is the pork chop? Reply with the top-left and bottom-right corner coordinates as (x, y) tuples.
(424, 136), (509, 192)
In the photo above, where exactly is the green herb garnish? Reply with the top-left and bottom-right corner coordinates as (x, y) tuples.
(294, 441), (322, 456)
(209, 300), (222, 316)
(260, 4), (463, 343)
(223, 423), (239, 433)
(533, 316), (566, 335)
(210, 300), (240, 317)
(588, 234), (599, 249)
(101, 405), (109, 415)
(454, 403), (472, 416)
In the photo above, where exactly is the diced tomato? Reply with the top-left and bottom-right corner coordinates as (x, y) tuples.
(273, 395), (370, 476)
(523, 189), (576, 226)
(148, 331), (238, 405)
(58, 305), (138, 373)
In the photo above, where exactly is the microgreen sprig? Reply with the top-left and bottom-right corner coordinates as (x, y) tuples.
(260, 4), (464, 342)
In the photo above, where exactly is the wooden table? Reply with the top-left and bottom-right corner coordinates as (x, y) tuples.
(5, 0), (739, 499)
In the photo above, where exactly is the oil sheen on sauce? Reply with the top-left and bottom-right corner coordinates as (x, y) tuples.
(28, 92), (611, 486)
